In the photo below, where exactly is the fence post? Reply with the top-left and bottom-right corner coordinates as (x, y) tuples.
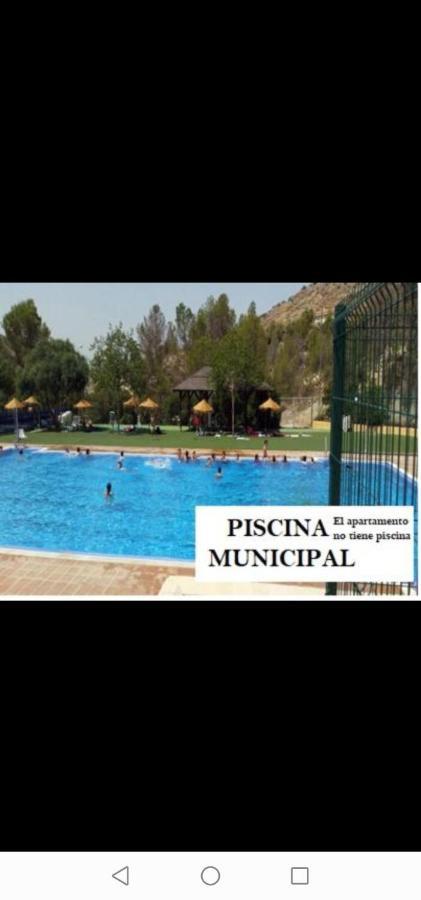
(326, 302), (346, 596)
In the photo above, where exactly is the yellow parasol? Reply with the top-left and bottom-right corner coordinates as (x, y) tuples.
(139, 397), (159, 409)
(23, 394), (41, 427)
(258, 397), (281, 412)
(74, 399), (93, 410)
(259, 397), (281, 435)
(193, 399), (214, 414)
(139, 396), (159, 428)
(123, 395), (141, 408)
(4, 397), (25, 410)
(4, 397), (25, 438)
(73, 399), (93, 428)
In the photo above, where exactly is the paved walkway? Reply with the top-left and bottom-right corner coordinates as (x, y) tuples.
(0, 552), (194, 596)
(0, 552), (325, 597)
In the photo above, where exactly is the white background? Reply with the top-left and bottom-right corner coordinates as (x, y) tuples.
(0, 852), (420, 899)
(196, 506), (414, 583)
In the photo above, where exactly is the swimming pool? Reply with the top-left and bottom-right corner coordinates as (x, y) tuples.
(0, 450), (416, 569)
(0, 449), (329, 561)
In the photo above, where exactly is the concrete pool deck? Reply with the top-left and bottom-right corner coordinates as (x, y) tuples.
(1, 443), (329, 458)
(0, 550), (326, 597)
(0, 549), (195, 596)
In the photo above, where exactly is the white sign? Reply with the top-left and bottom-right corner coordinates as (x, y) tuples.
(195, 506), (415, 583)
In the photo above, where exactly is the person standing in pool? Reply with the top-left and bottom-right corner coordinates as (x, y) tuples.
(215, 466), (223, 479)
(104, 482), (113, 501)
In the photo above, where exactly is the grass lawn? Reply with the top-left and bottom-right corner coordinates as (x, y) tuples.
(0, 424), (416, 454)
(0, 424), (330, 452)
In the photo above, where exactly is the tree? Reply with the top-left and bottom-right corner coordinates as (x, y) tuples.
(18, 338), (89, 411)
(186, 335), (214, 373)
(90, 325), (145, 424)
(272, 332), (302, 397)
(137, 304), (167, 371)
(190, 294), (236, 345)
(175, 303), (194, 350)
(186, 294), (236, 374)
(2, 299), (50, 369)
(0, 340), (16, 406)
(136, 305), (175, 408)
(211, 307), (268, 432)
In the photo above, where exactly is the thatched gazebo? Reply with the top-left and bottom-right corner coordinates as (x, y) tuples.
(173, 366), (214, 430)
(173, 366), (274, 431)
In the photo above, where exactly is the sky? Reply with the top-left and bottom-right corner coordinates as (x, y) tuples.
(0, 283), (307, 357)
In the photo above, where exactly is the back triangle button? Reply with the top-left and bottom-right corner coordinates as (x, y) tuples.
(112, 866), (129, 885)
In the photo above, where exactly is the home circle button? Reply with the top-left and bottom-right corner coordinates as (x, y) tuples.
(201, 866), (221, 886)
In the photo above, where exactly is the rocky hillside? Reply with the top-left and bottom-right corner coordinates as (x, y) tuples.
(261, 282), (359, 329)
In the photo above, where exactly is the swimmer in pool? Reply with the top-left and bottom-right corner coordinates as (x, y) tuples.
(221, 450), (227, 462)
(185, 450), (190, 462)
(282, 455), (288, 463)
(206, 456), (213, 467)
(176, 448), (182, 461)
(86, 448), (90, 456)
(192, 451), (197, 461)
(300, 456), (307, 463)
(104, 482), (113, 500)
(117, 459), (123, 469)
(76, 447), (81, 454)
(254, 454), (260, 463)
(215, 466), (223, 479)
(236, 453), (241, 461)
(272, 455), (277, 463)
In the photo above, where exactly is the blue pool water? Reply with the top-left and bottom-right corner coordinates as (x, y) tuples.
(0, 449), (329, 561)
(0, 449), (416, 570)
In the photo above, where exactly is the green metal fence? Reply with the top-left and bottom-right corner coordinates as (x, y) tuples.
(327, 283), (418, 596)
